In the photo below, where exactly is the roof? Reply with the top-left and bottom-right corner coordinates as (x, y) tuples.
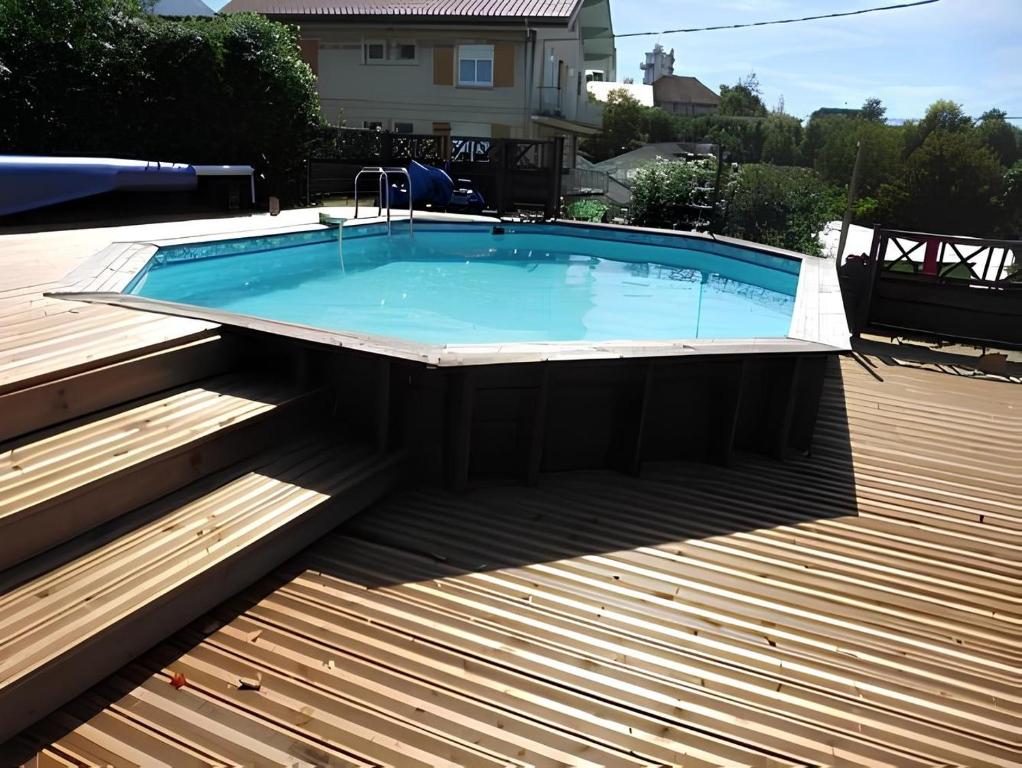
(221, 0), (579, 19)
(12, 352), (1020, 766)
(652, 74), (721, 105)
(151, 0), (215, 15)
(593, 141), (718, 181)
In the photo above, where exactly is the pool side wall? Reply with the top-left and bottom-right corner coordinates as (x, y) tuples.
(303, 338), (830, 488)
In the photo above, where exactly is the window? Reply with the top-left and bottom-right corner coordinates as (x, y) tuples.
(457, 45), (494, 87)
(363, 120), (384, 131)
(393, 121), (414, 134)
(364, 40), (416, 64)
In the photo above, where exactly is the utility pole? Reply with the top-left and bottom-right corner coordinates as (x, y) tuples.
(836, 140), (863, 262)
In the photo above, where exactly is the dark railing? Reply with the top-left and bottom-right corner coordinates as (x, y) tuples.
(872, 228), (1020, 286)
(563, 167), (610, 195)
(844, 227), (1022, 348)
(306, 128), (563, 218)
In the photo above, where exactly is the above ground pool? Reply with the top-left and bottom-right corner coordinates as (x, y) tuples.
(57, 217), (849, 365)
(126, 222), (800, 345)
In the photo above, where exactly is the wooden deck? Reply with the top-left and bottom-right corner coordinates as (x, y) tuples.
(0, 210), (326, 395)
(8, 353), (1019, 767)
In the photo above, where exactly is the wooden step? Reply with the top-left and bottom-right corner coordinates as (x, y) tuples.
(0, 332), (239, 444)
(0, 438), (404, 743)
(0, 373), (320, 569)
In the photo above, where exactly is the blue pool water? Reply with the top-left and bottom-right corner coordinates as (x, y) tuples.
(129, 224), (800, 345)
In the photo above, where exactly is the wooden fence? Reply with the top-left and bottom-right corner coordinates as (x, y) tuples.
(844, 227), (1022, 348)
(305, 128), (564, 218)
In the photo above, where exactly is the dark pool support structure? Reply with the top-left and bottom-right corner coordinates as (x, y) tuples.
(287, 340), (832, 492)
(0, 156), (255, 216)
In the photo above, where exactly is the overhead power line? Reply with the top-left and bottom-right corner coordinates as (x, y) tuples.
(615, 0), (941, 39)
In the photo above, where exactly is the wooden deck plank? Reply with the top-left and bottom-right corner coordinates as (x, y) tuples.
(8, 355), (1020, 766)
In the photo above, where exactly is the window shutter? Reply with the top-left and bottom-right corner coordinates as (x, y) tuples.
(298, 39), (319, 76)
(433, 46), (454, 86)
(493, 42), (514, 87)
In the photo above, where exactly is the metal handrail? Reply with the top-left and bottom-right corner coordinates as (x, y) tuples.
(353, 166), (413, 237)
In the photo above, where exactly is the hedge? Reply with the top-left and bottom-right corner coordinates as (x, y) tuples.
(0, 0), (321, 197)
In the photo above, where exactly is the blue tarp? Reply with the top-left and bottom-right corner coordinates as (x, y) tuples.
(0, 156), (198, 216)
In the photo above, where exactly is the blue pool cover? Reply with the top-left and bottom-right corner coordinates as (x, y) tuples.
(0, 156), (198, 216)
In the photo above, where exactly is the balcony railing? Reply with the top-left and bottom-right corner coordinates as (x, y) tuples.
(538, 86), (562, 116)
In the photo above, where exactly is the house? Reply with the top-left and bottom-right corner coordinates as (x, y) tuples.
(222, 0), (616, 163)
(652, 74), (720, 116)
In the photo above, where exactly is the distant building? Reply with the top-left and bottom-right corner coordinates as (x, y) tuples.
(640, 44), (674, 86)
(150, 0), (214, 15)
(652, 75), (720, 117)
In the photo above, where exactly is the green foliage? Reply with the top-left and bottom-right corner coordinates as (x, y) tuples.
(674, 114), (767, 163)
(760, 114), (803, 166)
(878, 129), (1005, 236)
(0, 0), (321, 194)
(997, 161), (1022, 238)
(581, 88), (650, 161)
(718, 73), (768, 117)
(976, 109), (1022, 167)
(860, 97), (887, 123)
(810, 117), (906, 203)
(722, 165), (841, 255)
(566, 199), (608, 223)
(629, 158), (717, 230)
(646, 108), (677, 144)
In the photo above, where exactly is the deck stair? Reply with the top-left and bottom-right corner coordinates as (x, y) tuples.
(0, 330), (405, 743)
(0, 371), (324, 569)
(0, 436), (403, 742)
(0, 331), (238, 445)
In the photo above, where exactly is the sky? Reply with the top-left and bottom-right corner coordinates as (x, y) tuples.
(609, 0), (1021, 122)
(205, 0), (1020, 123)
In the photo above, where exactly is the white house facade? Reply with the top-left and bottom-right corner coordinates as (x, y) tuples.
(224, 0), (616, 160)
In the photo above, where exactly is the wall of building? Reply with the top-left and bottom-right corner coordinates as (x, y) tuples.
(299, 24), (533, 138)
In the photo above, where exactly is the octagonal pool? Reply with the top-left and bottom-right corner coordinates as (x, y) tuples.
(126, 221), (800, 346)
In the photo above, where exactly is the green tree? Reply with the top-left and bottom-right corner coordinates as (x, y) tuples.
(813, 119), (906, 201)
(996, 161), (1022, 238)
(879, 129), (1004, 235)
(761, 114), (803, 166)
(646, 108), (678, 143)
(0, 1), (321, 198)
(722, 165), (841, 255)
(582, 88), (648, 161)
(718, 73), (768, 117)
(860, 97), (886, 123)
(976, 108), (1021, 167)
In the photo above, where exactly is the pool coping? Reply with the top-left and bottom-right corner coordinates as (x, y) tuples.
(49, 213), (851, 367)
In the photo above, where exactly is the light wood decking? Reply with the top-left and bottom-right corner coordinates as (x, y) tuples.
(9, 354), (1019, 767)
(0, 210), (326, 396)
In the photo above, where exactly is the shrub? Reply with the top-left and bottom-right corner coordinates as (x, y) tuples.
(0, 1), (321, 198)
(566, 199), (608, 222)
(629, 158), (717, 229)
(722, 165), (841, 255)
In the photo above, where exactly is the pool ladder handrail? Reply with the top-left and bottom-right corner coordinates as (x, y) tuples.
(353, 166), (413, 237)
